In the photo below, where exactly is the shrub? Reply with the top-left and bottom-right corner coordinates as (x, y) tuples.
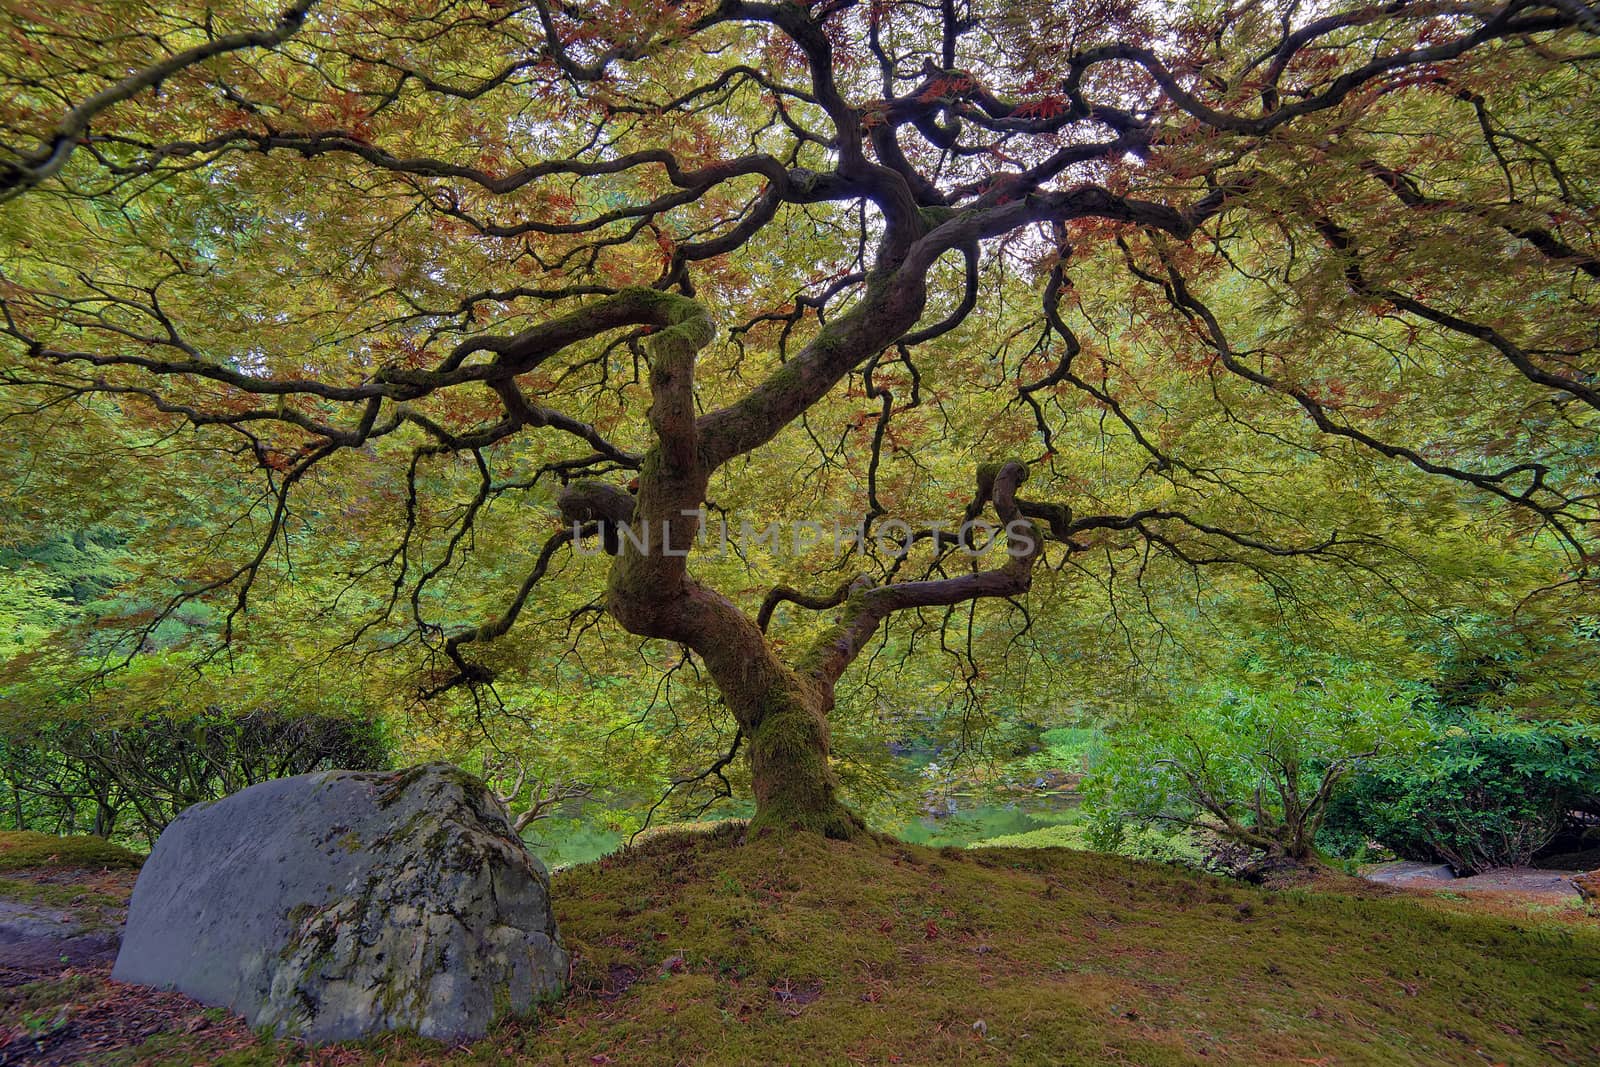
(1082, 672), (1424, 866)
(0, 707), (390, 846)
(1322, 715), (1600, 874)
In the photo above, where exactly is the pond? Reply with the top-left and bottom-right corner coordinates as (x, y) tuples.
(523, 817), (625, 870)
(891, 792), (1083, 848)
(524, 789), (1082, 867)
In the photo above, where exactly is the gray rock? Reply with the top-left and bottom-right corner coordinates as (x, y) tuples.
(0, 897), (86, 942)
(1361, 860), (1457, 885)
(112, 763), (567, 1042)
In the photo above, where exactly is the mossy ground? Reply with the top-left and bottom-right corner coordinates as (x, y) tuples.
(0, 875), (123, 909)
(0, 830), (143, 871)
(6, 826), (1599, 1065)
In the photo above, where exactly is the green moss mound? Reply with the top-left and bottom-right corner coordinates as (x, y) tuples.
(0, 830), (143, 871)
(970, 823), (1209, 870)
(17, 827), (1600, 1064)
(536, 832), (1600, 1065)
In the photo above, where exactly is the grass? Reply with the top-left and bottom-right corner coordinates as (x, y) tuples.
(0, 875), (123, 909)
(22, 824), (1583, 1065)
(965, 821), (1209, 868)
(0, 830), (143, 871)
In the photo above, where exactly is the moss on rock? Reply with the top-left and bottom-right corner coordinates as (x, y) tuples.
(113, 763), (567, 1043)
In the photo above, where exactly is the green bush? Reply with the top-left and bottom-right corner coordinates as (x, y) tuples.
(1321, 715), (1600, 874)
(1081, 671), (1424, 865)
(0, 707), (390, 846)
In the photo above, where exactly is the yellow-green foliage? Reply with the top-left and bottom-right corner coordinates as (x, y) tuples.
(54, 826), (1600, 1066)
(0, 830), (142, 870)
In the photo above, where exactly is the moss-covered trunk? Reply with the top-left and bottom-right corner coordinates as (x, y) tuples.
(600, 455), (864, 837)
(582, 288), (894, 841)
(564, 300), (1038, 842)
(740, 673), (862, 839)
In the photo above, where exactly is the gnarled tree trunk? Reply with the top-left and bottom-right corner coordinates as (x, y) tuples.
(558, 290), (1046, 838)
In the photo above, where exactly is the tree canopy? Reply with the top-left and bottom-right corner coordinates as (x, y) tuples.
(1, 0), (1595, 836)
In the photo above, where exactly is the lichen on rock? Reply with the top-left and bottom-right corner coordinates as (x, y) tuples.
(112, 762), (567, 1043)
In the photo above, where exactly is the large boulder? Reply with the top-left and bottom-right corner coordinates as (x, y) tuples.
(112, 763), (567, 1042)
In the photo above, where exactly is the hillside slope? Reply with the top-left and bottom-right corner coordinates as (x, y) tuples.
(4, 825), (1597, 1065)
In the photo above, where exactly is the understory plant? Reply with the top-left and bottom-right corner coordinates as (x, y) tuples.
(1083, 671), (1424, 869)
(1322, 714), (1600, 874)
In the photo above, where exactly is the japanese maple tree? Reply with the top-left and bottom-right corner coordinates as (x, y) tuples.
(1, 0), (1594, 835)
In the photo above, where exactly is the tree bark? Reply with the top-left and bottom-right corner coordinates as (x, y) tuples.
(583, 290), (867, 837)
(586, 291), (1044, 839)
(744, 684), (860, 839)
(608, 554), (865, 838)
(701, 615), (862, 838)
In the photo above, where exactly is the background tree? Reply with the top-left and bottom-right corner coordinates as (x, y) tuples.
(0, 1), (1594, 837)
(1082, 669), (1425, 871)
(1324, 712), (1600, 873)
(0, 706), (390, 844)
(1319, 627), (1600, 873)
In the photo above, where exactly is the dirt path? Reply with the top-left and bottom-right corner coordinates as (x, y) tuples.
(1363, 860), (1586, 901)
(0, 865), (255, 1067)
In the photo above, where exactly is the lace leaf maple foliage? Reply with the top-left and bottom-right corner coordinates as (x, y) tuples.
(0, 0), (1595, 834)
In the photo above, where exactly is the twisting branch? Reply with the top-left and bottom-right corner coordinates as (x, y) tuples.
(798, 460), (1043, 693)
(0, 1), (317, 202)
(634, 727), (745, 839)
(485, 754), (595, 835)
(1360, 157), (1600, 281)
(1310, 216), (1599, 412)
(758, 576), (870, 633)
(1120, 237), (1593, 544)
(423, 528), (576, 697)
